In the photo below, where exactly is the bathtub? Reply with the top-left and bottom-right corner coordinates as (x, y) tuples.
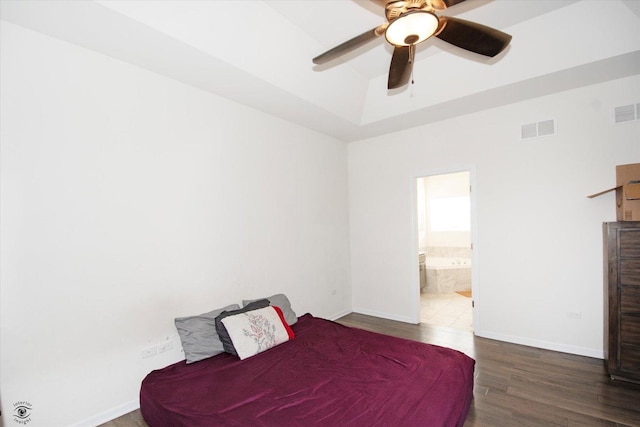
(422, 257), (471, 294)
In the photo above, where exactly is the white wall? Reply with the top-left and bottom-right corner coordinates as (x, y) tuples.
(0, 22), (350, 426)
(349, 75), (640, 357)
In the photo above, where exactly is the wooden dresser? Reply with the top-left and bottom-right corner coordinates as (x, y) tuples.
(604, 221), (640, 383)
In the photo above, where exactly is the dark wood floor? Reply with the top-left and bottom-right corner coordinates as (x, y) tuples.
(102, 313), (640, 427)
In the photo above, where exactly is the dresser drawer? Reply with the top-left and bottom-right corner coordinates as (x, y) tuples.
(621, 286), (640, 313)
(620, 344), (640, 373)
(620, 229), (640, 258)
(621, 260), (640, 287)
(621, 316), (640, 346)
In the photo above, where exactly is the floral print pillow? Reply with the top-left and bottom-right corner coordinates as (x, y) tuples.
(221, 306), (295, 360)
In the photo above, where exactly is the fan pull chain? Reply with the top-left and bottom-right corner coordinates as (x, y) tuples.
(410, 44), (415, 85)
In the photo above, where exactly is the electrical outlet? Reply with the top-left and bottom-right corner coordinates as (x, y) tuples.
(567, 311), (582, 320)
(141, 345), (157, 359)
(158, 340), (173, 353)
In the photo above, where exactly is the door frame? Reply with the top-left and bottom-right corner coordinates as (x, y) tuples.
(410, 166), (479, 333)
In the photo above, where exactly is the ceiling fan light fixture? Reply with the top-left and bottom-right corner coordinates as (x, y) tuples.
(385, 10), (439, 47)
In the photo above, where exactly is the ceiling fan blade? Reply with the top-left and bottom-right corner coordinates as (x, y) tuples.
(313, 25), (387, 65)
(428, 0), (467, 10)
(388, 46), (415, 90)
(435, 16), (512, 57)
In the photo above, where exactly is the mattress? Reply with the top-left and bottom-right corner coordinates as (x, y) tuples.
(140, 314), (475, 426)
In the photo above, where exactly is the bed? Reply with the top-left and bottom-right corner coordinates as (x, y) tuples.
(140, 312), (475, 426)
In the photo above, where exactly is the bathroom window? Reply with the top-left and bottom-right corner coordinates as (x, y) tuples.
(430, 196), (470, 231)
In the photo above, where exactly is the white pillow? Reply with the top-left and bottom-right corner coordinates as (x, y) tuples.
(221, 306), (294, 360)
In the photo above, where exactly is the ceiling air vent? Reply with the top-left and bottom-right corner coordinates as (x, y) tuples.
(521, 119), (555, 140)
(613, 103), (638, 124)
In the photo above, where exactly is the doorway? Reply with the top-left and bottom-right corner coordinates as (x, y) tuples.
(416, 171), (473, 332)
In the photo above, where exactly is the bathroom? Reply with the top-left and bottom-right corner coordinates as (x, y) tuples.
(417, 171), (473, 331)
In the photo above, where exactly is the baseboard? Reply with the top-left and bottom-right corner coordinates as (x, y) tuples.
(476, 329), (604, 359)
(328, 308), (352, 321)
(68, 400), (139, 427)
(348, 311), (603, 359)
(351, 307), (417, 324)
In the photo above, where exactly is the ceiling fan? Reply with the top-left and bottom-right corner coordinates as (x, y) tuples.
(312, 0), (512, 90)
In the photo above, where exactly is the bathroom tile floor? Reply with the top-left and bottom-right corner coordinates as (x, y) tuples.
(420, 292), (473, 332)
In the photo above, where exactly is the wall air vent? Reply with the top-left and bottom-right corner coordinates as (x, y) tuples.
(613, 103), (638, 124)
(521, 123), (537, 139)
(537, 119), (555, 136)
(521, 119), (555, 140)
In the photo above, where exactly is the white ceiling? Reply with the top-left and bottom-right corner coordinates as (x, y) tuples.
(2, 0), (639, 142)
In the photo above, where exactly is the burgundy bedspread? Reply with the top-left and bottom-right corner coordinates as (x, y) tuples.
(140, 314), (475, 426)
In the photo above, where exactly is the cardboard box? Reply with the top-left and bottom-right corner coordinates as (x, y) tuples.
(588, 163), (640, 221)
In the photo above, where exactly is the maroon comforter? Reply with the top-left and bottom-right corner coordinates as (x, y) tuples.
(140, 314), (475, 426)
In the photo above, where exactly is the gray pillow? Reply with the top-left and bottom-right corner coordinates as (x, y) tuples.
(242, 293), (297, 325)
(175, 303), (240, 364)
(215, 299), (271, 356)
